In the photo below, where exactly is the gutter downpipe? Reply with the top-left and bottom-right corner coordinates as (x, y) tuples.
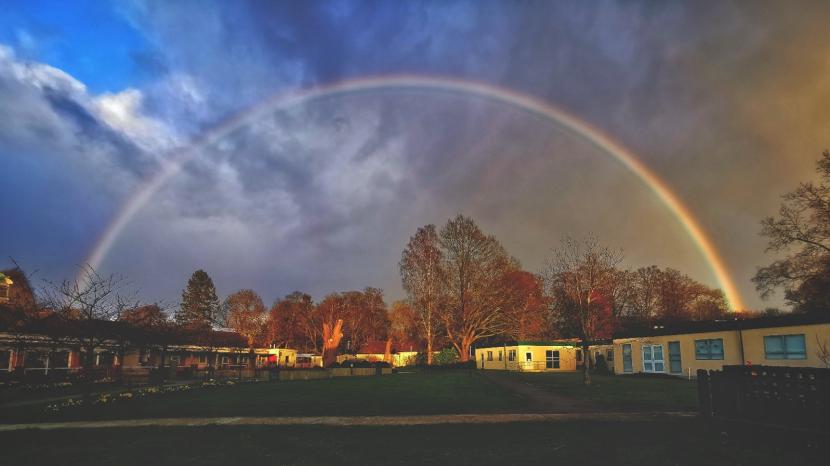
(736, 318), (745, 365)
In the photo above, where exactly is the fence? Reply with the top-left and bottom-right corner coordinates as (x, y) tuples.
(698, 365), (830, 431)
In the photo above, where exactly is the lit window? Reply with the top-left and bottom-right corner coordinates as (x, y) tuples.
(694, 339), (724, 360)
(764, 334), (806, 360)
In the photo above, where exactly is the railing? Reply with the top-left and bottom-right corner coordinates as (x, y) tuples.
(698, 365), (830, 432)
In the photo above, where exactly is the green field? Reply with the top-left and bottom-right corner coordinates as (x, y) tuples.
(1, 370), (526, 423)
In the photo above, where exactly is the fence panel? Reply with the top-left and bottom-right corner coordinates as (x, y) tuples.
(698, 365), (830, 431)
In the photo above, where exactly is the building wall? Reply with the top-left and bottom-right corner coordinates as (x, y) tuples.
(475, 344), (579, 372)
(612, 323), (830, 376)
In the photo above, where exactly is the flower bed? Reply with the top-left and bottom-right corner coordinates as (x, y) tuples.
(44, 379), (261, 413)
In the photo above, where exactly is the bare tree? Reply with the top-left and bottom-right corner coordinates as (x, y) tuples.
(224, 289), (267, 347)
(439, 215), (516, 362)
(754, 151), (830, 313)
(400, 224), (445, 364)
(543, 236), (622, 385)
(44, 265), (139, 400)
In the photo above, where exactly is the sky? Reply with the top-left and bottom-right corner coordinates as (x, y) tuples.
(1, 0), (827, 311)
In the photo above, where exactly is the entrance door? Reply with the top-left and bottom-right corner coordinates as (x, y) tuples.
(545, 350), (560, 369)
(622, 344), (632, 373)
(668, 341), (682, 374)
(642, 345), (664, 373)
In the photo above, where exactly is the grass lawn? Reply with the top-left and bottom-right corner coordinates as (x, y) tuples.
(1, 418), (826, 466)
(497, 371), (698, 411)
(1, 370), (526, 423)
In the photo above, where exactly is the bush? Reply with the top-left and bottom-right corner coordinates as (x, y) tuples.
(433, 348), (460, 365)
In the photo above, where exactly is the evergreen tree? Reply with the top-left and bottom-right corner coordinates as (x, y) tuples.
(177, 269), (221, 328)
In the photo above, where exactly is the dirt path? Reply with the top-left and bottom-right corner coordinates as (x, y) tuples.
(480, 371), (599, 413)
(0, 412), (695, 431)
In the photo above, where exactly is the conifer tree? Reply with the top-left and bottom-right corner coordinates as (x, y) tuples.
(177, 269), (221, 328)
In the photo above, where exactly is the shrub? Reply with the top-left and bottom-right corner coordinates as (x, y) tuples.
(433, 348), (460, 365)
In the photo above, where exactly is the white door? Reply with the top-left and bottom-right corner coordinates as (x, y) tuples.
(642, 345), (664, 373)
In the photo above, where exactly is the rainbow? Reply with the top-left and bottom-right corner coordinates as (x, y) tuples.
(82, 75), (746, 310)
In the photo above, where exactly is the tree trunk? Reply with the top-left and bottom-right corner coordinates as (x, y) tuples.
(460, 339), (471, 362)
(426, 340), (433, 365)
(582, 342), (591, 385)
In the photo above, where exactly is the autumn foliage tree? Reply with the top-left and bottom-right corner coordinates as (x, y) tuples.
(500, 270), (550, 341)
(268, 292), (318, 351)
(224, 289), (267, 347)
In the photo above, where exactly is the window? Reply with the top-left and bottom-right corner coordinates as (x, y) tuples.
(694, 339), (724, 360)
(198, 354), (207, 364)
(764, 334), (807, 360)
(0, 350), (10, 370)
(606, 349), (614, 362)
(546, 350), (560, 369)
(525, 352), (532, 362)
(576, 349), (583, 362)
(487, 351), (493, 361)
(508, 350), (516, 362)
(51, 351), (69, 368)
(498, 350), (503, 361)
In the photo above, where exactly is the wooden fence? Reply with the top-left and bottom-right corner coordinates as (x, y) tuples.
(697, 365), (830, 431)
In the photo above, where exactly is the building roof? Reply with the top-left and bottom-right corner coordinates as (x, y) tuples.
(613, 312), (830, 339)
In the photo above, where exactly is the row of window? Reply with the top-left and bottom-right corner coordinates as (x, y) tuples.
(620, 333), (809, 374)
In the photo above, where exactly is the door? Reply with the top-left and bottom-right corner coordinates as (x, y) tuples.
(545, 350), (560, 369)
(622, 344), (632, 373)
(668, 341), (682, 374)
(642, 345), (665, 373)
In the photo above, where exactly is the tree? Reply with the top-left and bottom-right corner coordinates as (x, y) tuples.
(120, 304), (169, 327)
(44, 265), (139, 400)
(268, 292), (318, 351)
(400, 224), (445, 364)
(500, 270), (550, 341)
(439, 215), (516, 362)
(754, 151), (830, 313)
(388, 300), (419, 346)
(224, 289), (266, 347)
(543, 236), (622, 385)
(177, 270), (221, 328)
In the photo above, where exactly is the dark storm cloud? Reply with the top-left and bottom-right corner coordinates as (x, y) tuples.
(5, 1), (830, 309)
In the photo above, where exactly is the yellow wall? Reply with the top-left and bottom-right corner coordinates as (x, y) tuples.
(613, 323), (830, 376)
(475, 345), (578, 372)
